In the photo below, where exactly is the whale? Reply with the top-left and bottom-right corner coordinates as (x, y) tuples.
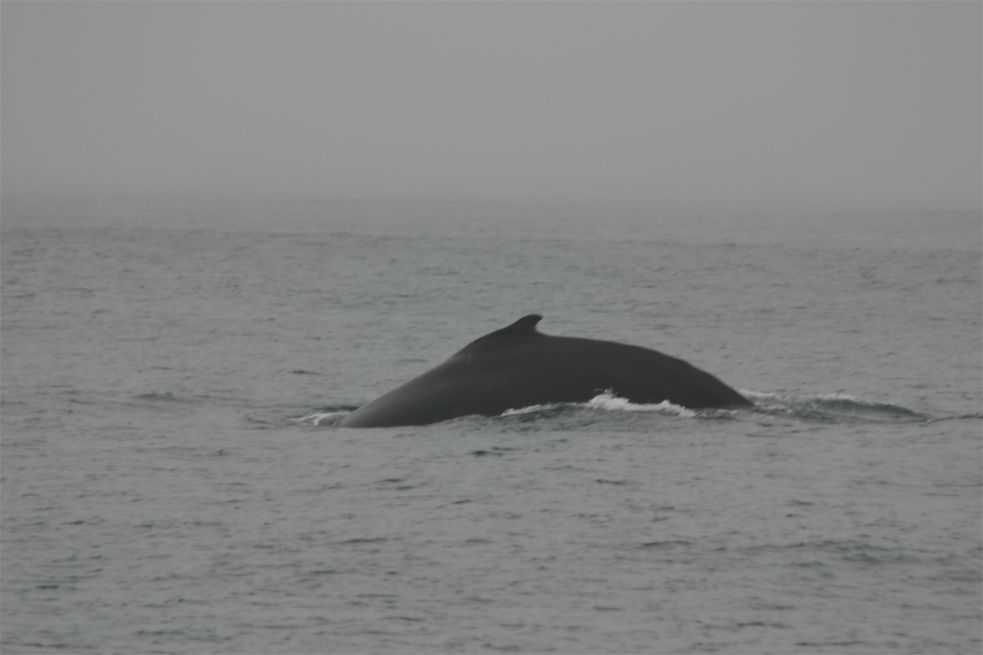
(340, 314), (751, 428)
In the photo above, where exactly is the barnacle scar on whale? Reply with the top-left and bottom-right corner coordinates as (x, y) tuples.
(341, 314), (751, 428)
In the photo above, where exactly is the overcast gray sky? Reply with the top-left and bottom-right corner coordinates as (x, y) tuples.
(2, 1), (980, 211)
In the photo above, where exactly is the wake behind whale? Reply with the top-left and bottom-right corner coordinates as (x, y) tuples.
(341, 314), (751, 428)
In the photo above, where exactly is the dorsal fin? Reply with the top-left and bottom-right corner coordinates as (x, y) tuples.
(464, 314), (544, 349)
(503, 314), (543, 335)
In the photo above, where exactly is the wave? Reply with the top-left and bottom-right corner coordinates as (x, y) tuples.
(499, 390), (697, 420)
(743, 390), (931, 423)
(502, 390), (932, 424)
(307, 391), (952, 428)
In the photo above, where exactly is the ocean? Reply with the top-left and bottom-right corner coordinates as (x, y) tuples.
(1, 195), (980, 654)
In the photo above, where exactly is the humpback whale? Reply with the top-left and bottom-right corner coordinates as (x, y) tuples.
(341, 314), (750, 428)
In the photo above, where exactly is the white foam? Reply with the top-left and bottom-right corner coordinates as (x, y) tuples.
(289, 411), (350, 427)
(501, 391), (697, 419)
(584, 390), (697, 417)
(816, 392), (863, 402)
(738, 389), (785, 402)
(501, 403), (562, 416)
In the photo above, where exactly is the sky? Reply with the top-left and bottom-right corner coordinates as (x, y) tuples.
(2, 1), (981, 211)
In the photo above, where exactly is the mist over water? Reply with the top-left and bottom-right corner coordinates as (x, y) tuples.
(3, 2), (981, 211)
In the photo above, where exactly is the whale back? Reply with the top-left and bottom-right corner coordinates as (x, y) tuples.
(340, 315), (750, 427)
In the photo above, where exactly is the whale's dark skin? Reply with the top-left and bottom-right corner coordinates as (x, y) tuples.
(340, 314), (751, 427)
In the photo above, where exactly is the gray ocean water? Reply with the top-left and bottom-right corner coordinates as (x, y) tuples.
(1, 196), (981, 654)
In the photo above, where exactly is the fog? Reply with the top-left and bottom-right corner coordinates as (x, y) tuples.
(2, 1), (980, 212)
